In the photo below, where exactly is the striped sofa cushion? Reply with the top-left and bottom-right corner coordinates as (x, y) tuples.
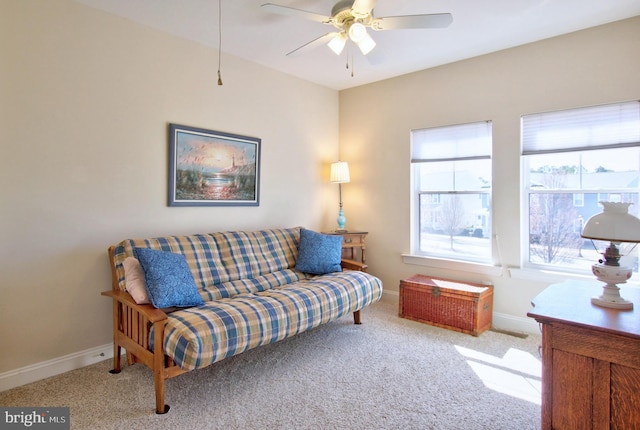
(156, 270), (383, 371)
(111, 227), (301, 298)
(202, 269), (306, 301)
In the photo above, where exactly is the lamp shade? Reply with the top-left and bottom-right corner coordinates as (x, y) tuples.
(581, 202), (640, 243)
(348, 22), (367, 43)
(330, 161), (350, 183)
(347, 22), (376, 55)
(328, 32), (347, 55)
(355, 32), (376, 55)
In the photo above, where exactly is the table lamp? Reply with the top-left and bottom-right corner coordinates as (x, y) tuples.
(581, 202), (640, 310)
(330, 161), (350, 231)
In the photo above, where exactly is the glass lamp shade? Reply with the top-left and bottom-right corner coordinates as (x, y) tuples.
(347, 22), (376, 55)
(330, 161), (350, 183)
(328, 32), (347, 55)
(355, 32), (376, 55)
(581, 202), (640, 242)
(348, 22), (367, 42)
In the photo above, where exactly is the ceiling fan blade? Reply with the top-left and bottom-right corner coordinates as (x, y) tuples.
(351, 0), (377, 18)
(372, 13), (453, 30)
(261, 3), (331, 24)
(286, 32), (340, 57)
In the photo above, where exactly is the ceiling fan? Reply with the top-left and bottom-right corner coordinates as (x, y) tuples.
(261, 0), (453, 57)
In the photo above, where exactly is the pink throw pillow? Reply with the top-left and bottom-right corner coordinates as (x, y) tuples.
(123, 257), (150, 304)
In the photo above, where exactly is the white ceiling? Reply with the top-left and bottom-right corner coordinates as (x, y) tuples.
(75, 0), (640, 91)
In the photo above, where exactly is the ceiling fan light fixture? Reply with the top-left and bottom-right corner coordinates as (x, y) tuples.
(348, 22), (367, 43)
(356, 31), (376, 55)
(261, 1), (453, 61)
(328, 32), (347, 55)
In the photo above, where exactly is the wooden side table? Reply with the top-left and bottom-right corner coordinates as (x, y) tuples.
(323, 231), (367, 264)
(527, 280), (640, 430)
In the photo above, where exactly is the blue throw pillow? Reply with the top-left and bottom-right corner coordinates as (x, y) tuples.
(295, 228), (343, 275)
(134, 247), (204, 308)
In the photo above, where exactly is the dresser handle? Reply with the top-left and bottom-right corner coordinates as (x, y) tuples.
(345, 238), (352, 243)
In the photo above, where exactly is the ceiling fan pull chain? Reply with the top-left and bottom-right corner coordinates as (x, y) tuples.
(345, 42), (350, 69)
(217, 0), (223, 86)
(350, 50), (355, 77)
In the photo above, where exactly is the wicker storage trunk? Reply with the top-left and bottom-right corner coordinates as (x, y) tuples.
(399, 274), (493, 336)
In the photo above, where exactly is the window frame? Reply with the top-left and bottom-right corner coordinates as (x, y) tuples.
(410, 121), (493, 264)
(521, 100), (640, 274)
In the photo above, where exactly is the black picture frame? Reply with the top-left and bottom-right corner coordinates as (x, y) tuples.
(168, 123), (261, 206)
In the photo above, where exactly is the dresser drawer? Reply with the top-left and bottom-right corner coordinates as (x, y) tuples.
(341, 234), (365, 247)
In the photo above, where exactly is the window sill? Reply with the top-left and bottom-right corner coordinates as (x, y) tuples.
(508, 267), (592, 283)
(401, 254), (503, 277)
(509, 267), (640, 287)
(402, 255), (640, 287)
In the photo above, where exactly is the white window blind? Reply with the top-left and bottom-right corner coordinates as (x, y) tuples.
(411, 121), (492, 163)
(522, 100), (640, 155)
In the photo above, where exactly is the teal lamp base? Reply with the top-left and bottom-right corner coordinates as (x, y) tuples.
(336, 208), (346, 231)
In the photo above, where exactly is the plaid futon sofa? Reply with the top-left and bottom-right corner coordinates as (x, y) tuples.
(103, 227), (383, 414)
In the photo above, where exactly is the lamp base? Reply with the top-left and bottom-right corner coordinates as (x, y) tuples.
(591, 284), (634, 310)
(590, 263), (634, 310)
(336, 208), (346, 230)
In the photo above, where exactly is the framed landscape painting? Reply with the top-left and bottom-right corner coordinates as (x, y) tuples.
(168, 124), (261, 206)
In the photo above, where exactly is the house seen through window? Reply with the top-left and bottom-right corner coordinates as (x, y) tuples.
(522, 100), (640, 274)
(411, 121), (492, 263)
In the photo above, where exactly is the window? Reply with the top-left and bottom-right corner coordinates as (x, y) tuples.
(411, 121), (492, 262)
(573, 193), (584, 207)
(522, 100), (640, 274)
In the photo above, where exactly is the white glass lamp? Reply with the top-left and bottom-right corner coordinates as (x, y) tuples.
(328, 32), (347, 55)
(348, 22), (376, 55)
(581, 202), (640, 310)
(330, 161), (350, 231)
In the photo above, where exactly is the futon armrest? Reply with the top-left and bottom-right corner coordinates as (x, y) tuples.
(340, 258), (368, 272)
(101, 290), (168, 323)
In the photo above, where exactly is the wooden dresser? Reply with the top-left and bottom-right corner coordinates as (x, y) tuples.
(527, 280), (640, 430)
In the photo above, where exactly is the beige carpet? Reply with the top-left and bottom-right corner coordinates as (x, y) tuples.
(0, 297), (542, 429)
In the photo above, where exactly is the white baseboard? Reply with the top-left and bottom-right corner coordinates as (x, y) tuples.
(0, 344), (114, 393)
(384, 290), (540, 335)
(492, 312), (540, 335)
(382, 290), (399, 299)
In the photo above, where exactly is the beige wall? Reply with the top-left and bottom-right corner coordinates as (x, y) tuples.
(2, 0), (639, 382)
(339, 16), (640, 328)
(1, 0), (339, 373)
